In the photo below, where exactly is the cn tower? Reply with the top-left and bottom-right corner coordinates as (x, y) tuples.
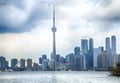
(51, 5), (57, 71)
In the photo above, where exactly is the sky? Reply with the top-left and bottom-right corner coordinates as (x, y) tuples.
(0, 0), (120, 63)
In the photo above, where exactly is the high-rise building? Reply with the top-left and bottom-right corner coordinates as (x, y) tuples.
(97, 51), (108, 70)
(74, 47), (80, 55)
(39, 57), (42, 64)
(66, 53), (74, 66)
(33, 63), (38, 71)
(51, 5), (57, 71)
(105, 37), (112, 67)
(27, 58), (32, 69)
(88, 38), (94, 69)
(59, 57), (65, 64)
(81, 39), (88, 54)
(42, 60), (48, 71)
(42, 55), (47, 60)
(111, 36), (116, 67)
(111, 36), (116, 54)
(56, 54), (60, 63)
(81, 39), (88, 70)
(0, 56), (7, 71)
(93, 47), (104, 67)
(74, 55), (83, 71)
(11, 58), (18, 69)
(20, 58), (25, 69)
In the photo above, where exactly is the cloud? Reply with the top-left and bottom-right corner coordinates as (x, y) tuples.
(0, 0), (52, 33)
(83, 0), (120, 32)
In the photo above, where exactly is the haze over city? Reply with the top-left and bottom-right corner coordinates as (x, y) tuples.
(0, 0), (120, 63)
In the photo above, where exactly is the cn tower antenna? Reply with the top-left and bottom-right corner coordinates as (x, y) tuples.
(51, 5), (57, 71)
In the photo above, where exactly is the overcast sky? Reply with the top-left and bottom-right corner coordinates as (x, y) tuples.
(0, 0), (120, 63)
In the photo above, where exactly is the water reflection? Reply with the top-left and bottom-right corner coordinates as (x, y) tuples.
(0, 71), (120, 83)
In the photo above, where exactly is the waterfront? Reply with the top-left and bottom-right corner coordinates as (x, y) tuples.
(0, 71), (120, 83)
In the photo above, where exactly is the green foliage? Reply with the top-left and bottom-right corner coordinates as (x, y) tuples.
(111, 63), (120, 77)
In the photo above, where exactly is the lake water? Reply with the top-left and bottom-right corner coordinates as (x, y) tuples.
(0, 71), (120, 83)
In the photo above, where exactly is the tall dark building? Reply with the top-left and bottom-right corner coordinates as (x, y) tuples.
(81, 39), (88, 70)
(88, 38), (94, 69)
(66, 53), (74, 66)
(39, 57), (42, 64)
(20, 58), (25, 69)
(105, 37), (112, 67)
(74, 47), (80, 55)
(111, 35), (116, 67)
(111, 36), (116, 54)
(0, 56), (7, 71)
(42, 55), (47, 60)
(27, 58), (32, 69)
(11, 58), (18, 69)
(56, 54), (60, 63)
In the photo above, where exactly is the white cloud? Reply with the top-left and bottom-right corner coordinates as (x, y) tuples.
(0, 0), (120, 63)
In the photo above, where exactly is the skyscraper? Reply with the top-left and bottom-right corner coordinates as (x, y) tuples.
(0, 56), (6, 71)
(81, 39), (88, 70)
(111, 35), (116, 67)
(20, 58), (25, 69)
(27, 58), (32, 69)
(11, 58), (18, 69)
(111, 36), (116, 54)
(74, 47), (80, 55)
(88, 38), (94, 69)
(105, 37), (111, 52)
(105, 37), (112, 67)
(51, 5), (57, 71)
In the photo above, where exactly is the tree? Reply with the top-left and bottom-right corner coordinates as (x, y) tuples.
(111, 63), (120, 77)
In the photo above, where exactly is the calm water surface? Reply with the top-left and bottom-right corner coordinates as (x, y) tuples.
(0, 71), (120, 83)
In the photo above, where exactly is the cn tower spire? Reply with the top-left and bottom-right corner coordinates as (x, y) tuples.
(51, 5), (57, 71)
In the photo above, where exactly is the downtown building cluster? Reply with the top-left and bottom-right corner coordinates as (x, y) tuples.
(0, 35), (120, 71)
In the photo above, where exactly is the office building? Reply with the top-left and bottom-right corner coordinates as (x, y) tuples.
(105, 37), (112, 67)
(66, 53), (74, 66)
(81, 39), (88, 70)
(33, 63), (38, 71)
(11, 58), (18, 69)
(27, 58), (32, 69)
(97, 51), (108, 69)
(88, 38), (94, 69)
(74, 47), (80, 55)
(20, 58), (25, 69)
(42, 60), (48, 71)
(93, 47), (104, 67)
(0, 56), (7, 71)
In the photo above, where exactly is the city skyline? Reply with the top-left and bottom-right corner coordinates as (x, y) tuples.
(0, 0), (120, 63)
(0, 35), (119, 71)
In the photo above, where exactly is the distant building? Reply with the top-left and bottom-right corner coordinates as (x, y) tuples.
(66, 53), (74, 66)
(59, 57), (65, 64)
(74, 55), (83, 70)
(0, 56), (7, 71)
(74, 47), (80, 55)
(33, 62), (38, 71)
(27, 58), (32, 70)
(111, 36), (116, 54)
(42, 60), (48, 71)
(88, 38), (94, 69)
(42, 54), (47, 60)
(81, 39), (88, 70)
(97, 51), (108, 69)
(39, 57), (42, 64)
(11, 58), (18, 69)
(105, 37), (113, 67)
(111, 36), (117, 67)
(93, 47), (104, 67)
(56, 54), (60, 63)
(20, 58), (25, 69)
